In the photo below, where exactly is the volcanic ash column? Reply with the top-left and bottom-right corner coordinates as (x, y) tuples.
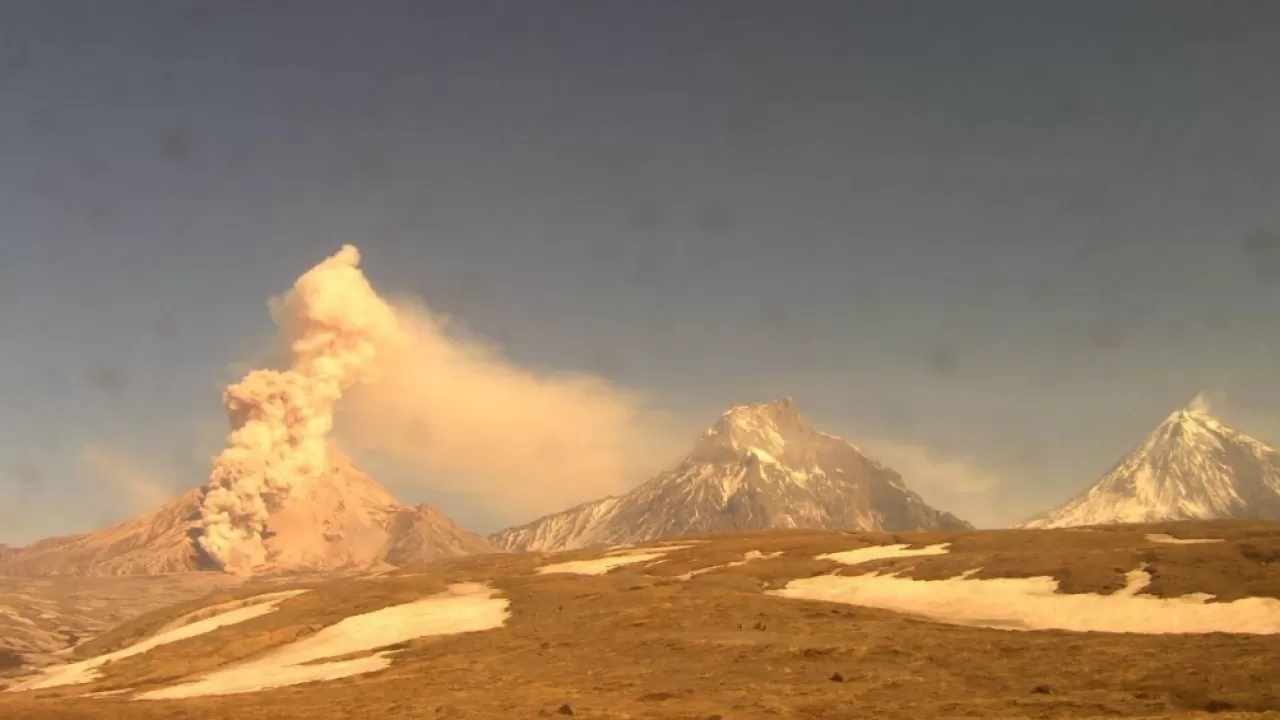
(196, 245), (401, 574)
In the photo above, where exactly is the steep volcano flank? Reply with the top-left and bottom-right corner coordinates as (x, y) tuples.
(0, 454), (497, 578)
(1020, 402), (1280, 529)
(0, 489), (210, 577)
(379, 504), (501, 566)
(492, 398), (971, 552)
(684, 398), (971, 533)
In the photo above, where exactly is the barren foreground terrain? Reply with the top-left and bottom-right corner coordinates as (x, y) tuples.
(2, 521), (1278, 719)
(0, 573), (253, 668)
(0, 569), (382, 671)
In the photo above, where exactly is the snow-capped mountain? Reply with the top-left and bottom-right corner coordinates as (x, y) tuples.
(0, 453), (497, 576)
(492, 398), (972, 552)
(1018, 402), (1280, 529)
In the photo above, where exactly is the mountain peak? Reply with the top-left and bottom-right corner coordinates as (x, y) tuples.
(1019, 400), (1280, 529)
(1159, 391), (1232, 430)
(493, 399), (972, 552)
(722, 396), (798, 420)
(1150, 400), (1241, 454)
(694, 397), (811, 460)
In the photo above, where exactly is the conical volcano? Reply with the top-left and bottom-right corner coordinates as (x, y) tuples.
(1019, 399), (1280, 528)
(0, 453), (497, 577)
(492, 398), (972, 552)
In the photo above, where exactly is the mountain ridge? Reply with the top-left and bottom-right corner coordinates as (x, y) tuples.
(1018, 401), (1280, 529)
(492, 398), (972, 552)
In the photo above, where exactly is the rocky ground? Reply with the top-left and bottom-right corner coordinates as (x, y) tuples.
(1, 521), (1278, 719)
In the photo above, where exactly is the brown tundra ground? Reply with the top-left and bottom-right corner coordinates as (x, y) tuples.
(1, 520), (1278, 720)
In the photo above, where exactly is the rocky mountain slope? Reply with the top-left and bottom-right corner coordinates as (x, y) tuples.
(493, 398), (972, 552)
(0, 454), (497, 576)
(1019, 402), (1280, 528)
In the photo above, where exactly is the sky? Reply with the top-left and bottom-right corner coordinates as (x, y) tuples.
(2, 1), (1280, 544)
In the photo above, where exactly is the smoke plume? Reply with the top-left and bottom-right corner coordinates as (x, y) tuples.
(197, 245), (401, 574)
(1187, 391), (1214, 414)
(333, 302), (679, 526)
(198, 244), (677, 573)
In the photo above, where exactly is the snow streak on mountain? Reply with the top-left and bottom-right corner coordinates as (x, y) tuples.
(492, 398), (972, 552)
(1019, 401), (1280, 529)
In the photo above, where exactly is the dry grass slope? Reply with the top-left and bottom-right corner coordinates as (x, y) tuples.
(0, 572), (263, 672)
(1, 521), (1278, 719)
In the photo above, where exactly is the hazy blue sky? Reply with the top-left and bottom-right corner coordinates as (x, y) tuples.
(3, 1), (1280, 543)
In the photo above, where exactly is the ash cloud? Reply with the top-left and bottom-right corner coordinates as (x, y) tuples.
(197, 245), (400, 574)
(333, 300), (680, 527)
(198, 244), (678, 573)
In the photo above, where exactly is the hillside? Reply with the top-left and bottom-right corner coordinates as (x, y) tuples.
(494, 398), (971, 552)
(2, 520), (1278, 718)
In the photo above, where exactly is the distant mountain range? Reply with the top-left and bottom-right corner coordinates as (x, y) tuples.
(1018, 402), (1280, 528)
(7, 396), (1280, 577)
(492, 398), (971, 552)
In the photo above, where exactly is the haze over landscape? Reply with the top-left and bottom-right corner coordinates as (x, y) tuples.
(4, 1), (1280, 546)
(3, 5), (1280, 719)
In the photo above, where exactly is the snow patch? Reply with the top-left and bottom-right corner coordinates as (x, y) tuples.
(817, 543), (951, 565)
(770, 565), (1280, 635)
(677, 550), (783, 581)
(137, 583), (508, 699)
(537, 545), (693, 576)
(6, 590), (311, 692)
(1145, 533), (1224, 545)
(723, 405), (788, 454)
(536, 553), (668, 576)
(154, 590), (316, 636)
(749, 447), (779, 465)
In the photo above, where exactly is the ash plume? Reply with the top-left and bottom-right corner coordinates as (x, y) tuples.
(1188, 391), (1214, 414)
(197, 245), (401, 574)
(333, 302), (681, 526)
(197, 244), (678, 574)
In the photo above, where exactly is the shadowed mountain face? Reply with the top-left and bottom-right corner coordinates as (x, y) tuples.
(1020, 404), (1280, 529)
(0, 455), (497, 577)
(493, 398), (972, 552)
